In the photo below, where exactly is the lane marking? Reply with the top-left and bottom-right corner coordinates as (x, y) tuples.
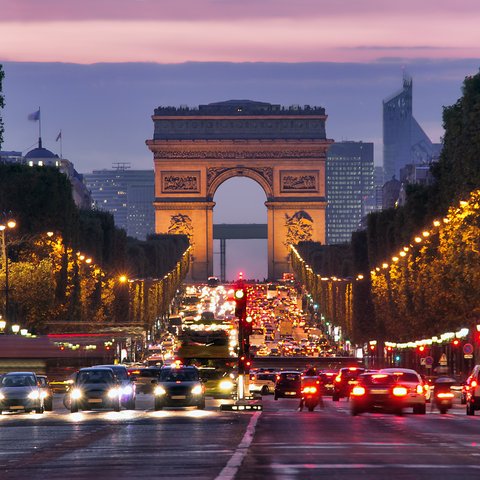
(215, 412), (261, 480)
(271, 463), (480, 470)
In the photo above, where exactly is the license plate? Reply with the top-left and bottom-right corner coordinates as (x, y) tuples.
(285, 392), (296, 395)
(371, 389), (388, 394)
(348, 381), (356, 385)
(326, 384), (333, 388)
(171, 395), (186, 400)
(10, 406), (24, 410)
(88, 398), (103, 403)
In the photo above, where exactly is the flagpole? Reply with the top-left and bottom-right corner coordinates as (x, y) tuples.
(38, 106), (42, 141)
(60, 130), (63, 159)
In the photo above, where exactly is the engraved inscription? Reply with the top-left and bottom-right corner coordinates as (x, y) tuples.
(155, 150), (326, 160)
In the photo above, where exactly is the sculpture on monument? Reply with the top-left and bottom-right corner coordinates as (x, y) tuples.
(167, 213), (194, 247)
(284, 211), (314, 246)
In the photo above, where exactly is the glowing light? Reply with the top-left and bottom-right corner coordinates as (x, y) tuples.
(422, 231), (430, 237)
(382, 263), (388, 269)
(414, 237), (422, 243)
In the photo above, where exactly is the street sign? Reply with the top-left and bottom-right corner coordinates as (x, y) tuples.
(465, 354), (474, 359)
(425, 356), (434, 366)
(439, 353), (448, 366)
(464, 343), (474, 355)
(420, 357), (426, 366)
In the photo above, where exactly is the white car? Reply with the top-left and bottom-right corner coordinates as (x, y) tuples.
(249, 371), (277, 395)
(379, 368), (427, 414)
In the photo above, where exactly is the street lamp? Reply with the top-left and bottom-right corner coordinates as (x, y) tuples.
(0, 217), (16, 332)
(0, 316), (6, 333)
(11, 324), (20, 334)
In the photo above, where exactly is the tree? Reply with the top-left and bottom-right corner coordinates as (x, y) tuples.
(0, 64), (4, 149)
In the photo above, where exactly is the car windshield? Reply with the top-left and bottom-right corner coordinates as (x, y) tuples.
(160, 369), (199, 382)
(257, 374), (276, 381)
(387, 372), (420, 383)
(278, 374), (300, 384)
(77, 370), (114, 384)
(1, 375), (36, 387)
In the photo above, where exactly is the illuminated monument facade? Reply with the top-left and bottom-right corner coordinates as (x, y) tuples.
(147, 100), (332, 281)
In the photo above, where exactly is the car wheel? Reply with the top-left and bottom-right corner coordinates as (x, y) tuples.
(36, 406), (44, 414)
(45, 399), (53, 411)
(70, 402), (78, 413)
(413, 404), (426, 414)
(197, 399), (206, 410)
(332, 393), (339, 402)
(439, 407), (448, 414)
(154, 399), (163, 411)
(351, 407), (362, 416)
(467, 402), (475, 416)
(127, 398), (136, 410)
(394, 408), (403, 416)
(114, 400), (121, 412)
(274, 394), (278, 401)
(261, 386), (269, 395)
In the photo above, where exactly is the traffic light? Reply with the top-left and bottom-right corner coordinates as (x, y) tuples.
(238, 355), (252, 375)
(452, 338), (460, 347)
(244, 316), (253, 337)
(234, 286), (247, 320)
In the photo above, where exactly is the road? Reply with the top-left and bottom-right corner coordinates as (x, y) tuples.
(1, 394), (480, 479)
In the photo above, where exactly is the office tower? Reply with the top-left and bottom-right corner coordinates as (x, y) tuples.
(383, 75), (442, 181)
(326, 141), (374, 244)
(83, 166), (155, 240)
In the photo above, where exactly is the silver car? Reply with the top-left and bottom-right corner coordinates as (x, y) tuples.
(0, 372), (44, 414)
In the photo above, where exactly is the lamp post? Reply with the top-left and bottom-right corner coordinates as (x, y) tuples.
(0, 218), (16, 332)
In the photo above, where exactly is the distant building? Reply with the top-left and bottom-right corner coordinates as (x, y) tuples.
(382, 176), (402, 209)
(1, 140), (91, 209)
(83, 167), (155, 240)
(383, 75), (442, 180)
(326, 141), (374, 244)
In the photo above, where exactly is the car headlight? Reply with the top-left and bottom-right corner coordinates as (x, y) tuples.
(107, 388), (121, 399)
(154, 385), (167, 396)
(191, 385), (203, 395)
(71, 388), (82, 400)
(219, 380), (234, 391)
(28, 390), (40, 400)
(122, 385), (133, 395)
(0, 392), (5, 400)
(40, 391), (49, 399)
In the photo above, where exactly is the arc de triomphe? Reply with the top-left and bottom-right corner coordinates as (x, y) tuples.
(146, 100), (332, 281)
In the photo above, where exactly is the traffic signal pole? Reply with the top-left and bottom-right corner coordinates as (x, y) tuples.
(234, 280), (250, 400)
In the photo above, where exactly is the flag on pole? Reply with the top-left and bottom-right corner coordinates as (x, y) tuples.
(56, 131), (62, 142)
(28, 109), (40, 121)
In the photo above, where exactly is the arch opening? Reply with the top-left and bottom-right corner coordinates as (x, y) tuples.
(213, 176), (267, 282)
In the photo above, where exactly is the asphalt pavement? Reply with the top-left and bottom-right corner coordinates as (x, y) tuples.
(1, 394), (479, 479)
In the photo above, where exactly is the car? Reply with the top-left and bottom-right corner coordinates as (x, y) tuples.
(332, 367), (366, 401)
(198, 367), (236, 398)
(378, 368), (427, 414)
(350, 372), (418, 415)
(274, 371), (302, 400)
(37, 374), (54, 411)
(69, 367), (122, 413)
(128, 367), (162, 394)
(153, 365), (205, 410)
(93, 364), (136, 409)
(465, 365), (480, 415)
(318, 370), (337, 396)
(249, 370), (276, 395)
(0, 372), (44, 414)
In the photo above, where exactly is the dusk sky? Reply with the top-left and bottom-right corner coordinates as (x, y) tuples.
(1, 0), (479, 280)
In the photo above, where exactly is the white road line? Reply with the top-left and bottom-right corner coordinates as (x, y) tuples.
(215, 411), (261, 480)
(271, 463), (480, 470)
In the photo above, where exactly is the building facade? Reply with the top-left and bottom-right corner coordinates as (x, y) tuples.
(326, 141), (374, 244)
(83, 168), (155, 240)
(383, 76), (442, 181)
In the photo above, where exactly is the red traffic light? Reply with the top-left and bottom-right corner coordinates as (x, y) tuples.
(418, 345), (425, 353)
(452, 339), (460, 347)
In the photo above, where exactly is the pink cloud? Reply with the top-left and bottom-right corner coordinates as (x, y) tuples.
(1, 2), (480, 63)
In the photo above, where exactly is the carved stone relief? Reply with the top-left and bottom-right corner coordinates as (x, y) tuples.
(154, 150), (326, 160)
(162, 171), (200, 193)
(167, 213), (194, 249)
(281, 171), (318, 192)
(284, 210), (313, 246)
(207, 166), (273, 189)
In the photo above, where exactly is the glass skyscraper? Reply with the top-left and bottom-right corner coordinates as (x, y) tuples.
(383, 76), (442, 181)
(326, 141), (374, 244)
(83, 168), (155, 240)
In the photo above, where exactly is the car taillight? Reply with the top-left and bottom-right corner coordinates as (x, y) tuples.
(351, 386), (366, 396)
(416, 385), (424, 395)
(437, 392), (454, 399)
(302, 386), (317, 394)
(472, 380), (478, 388)
(424, 385), (429, 393)
(393, 386), (408, 397)
(335, 376), (342, 383)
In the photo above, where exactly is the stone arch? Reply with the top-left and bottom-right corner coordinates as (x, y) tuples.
(207, 167), (273, 201)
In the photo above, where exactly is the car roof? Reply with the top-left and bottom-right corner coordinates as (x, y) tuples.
(79, 367), (114, 372)
(380, 368), (419, 374)
(4, 371), (36, 376)
(94, 364), (127, 370)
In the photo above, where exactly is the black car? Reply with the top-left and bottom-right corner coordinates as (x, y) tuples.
(69, 367), (122, 412)
(93, 364), (136, 409)
(153, 365), (205, 410)
(332, 367), (366, 401)
(274, 371), (302, 400)
(0, 372), (44, 414)
(350, 372), (407, 415)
